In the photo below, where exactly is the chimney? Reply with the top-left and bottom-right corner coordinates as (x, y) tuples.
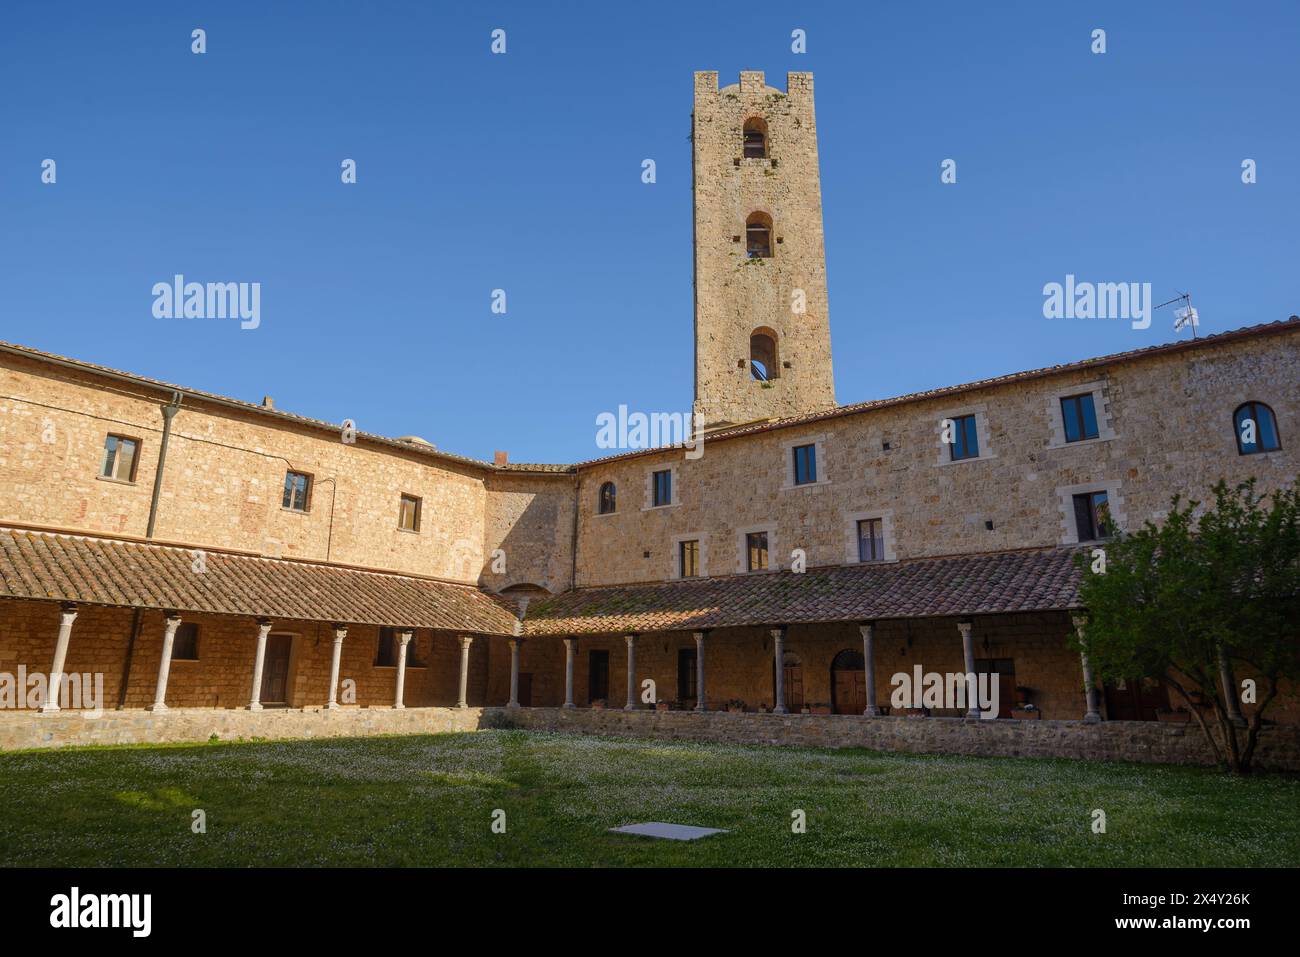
(494, 450), (509, 466)
(261, 396), (275, 409)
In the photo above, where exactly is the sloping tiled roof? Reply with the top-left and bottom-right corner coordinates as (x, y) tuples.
(523, 548), (1084, 635)
(573, 318), (1300, 468)
(0, 527), (519, 635)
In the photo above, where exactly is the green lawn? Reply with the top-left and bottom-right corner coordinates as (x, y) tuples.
(0, 730), (1295, 867)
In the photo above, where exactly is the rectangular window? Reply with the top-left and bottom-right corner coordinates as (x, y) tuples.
(172, 623), (199, 661)
(857, 518), (885, 563)
(1061, 394), (1100, 443)
(652, 469), (672, 507)
(677, 648), (698, 702)
(679, 539), (700, 578)
(283, 471), (311, 512)
(100, 434), (139, 482)
(949, 414), (979, 461)
(375, 627), (418, 667)
(1072, 491), (1111, 542)
(398, 494), (421, 532)
(793, 444), (817, 485)
(746, 531), (769, 571)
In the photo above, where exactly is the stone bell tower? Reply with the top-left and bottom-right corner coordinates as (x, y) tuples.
(692, 70), (837, 428)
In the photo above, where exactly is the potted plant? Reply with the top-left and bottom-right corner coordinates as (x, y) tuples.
(1014, 686), (1032, 707)
(809, 702), (832, 714)
(591, 698), (606, 711)
(724, 698), (746, 713)
(1011, 702), (1040, 720)
(655, 699), (674, 711)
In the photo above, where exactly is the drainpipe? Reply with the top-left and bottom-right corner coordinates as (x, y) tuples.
(570, 473), (580, 590)
(118, 391), (182, 708)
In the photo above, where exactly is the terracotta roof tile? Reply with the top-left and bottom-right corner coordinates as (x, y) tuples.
(523, 548), (1084, 635)
(0, 527), (519, 635)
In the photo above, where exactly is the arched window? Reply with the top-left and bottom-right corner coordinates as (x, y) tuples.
(745, 212), (772, 258)
(1234, 402), (1281, 455)
(598, 481), (617, 514)
(743, 117), (768, 158)
(750, 328), (779, 381)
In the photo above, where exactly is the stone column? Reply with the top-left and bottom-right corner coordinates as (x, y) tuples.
(326, 625), (346, 710)
(1073, 614), (1101, 723)
(508, 638), (521, 708)
(457, 635), (473, 709)
(623, 634), (637, 710)
(860, 622), (880, 716)
(40, 604), (78, 713)
(247, 618), (272, 711)
(958, 619), (980, 719)
(563, 638), (577, 708)
(771, 627), (787, 714)
(148, 614), (183, 713)
(1219, 648), (1246, 728)
(393, 629), (413, 709)
(694, 631), (707, 712)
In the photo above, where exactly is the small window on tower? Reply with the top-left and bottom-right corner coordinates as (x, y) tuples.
(750, 329), (779, 381)
(743, 117), (768, 158)
(746, 213), (772, 258)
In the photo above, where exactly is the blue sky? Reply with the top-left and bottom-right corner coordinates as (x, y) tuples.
(2, 1), (1296, 464)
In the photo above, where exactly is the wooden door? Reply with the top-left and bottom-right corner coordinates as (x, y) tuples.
(833, 670), (865, 714)
(260, 634), (293, 705)
(783, 663), (804, 712)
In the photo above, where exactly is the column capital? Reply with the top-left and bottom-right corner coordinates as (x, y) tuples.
(770, 626), (787, 641)
(256, 617), (273, 631)
(624, 633), (637, 647)
(459, 634), (474, 649)
(858, 621), (875, 638)
(396, 629), (413, 645)
(956, 619), (973, 637)
(59, 602), (78, 619)
(563, 636), (576, 649)
(164, 613), (183, 628)
(693, 630), (707, 643)
(1071, 611), (1089, 631)
(332, 623), (348, 638)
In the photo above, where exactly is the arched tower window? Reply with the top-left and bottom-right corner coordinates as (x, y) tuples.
(749, 328), (779, 381)
(598, 481), (617, 514)
(743, 117), (768, 158)
(745, 212), (772, 258)
(1234, 402), (1282, 454)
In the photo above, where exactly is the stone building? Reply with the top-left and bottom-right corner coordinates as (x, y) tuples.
(0, 71), (1296, 755)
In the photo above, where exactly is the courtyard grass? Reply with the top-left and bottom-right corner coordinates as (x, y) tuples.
(0, 730), (1295, 867)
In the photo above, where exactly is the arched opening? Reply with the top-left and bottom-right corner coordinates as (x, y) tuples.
(772, 652), (804, 712)
(1234, 401), (1282, 454)
(745, 212), (772, 259)
(743, 117), (768, 158)
(597, 481), (616, 514)
(831, 648), (866, 715)
(749, 328), (779, 381)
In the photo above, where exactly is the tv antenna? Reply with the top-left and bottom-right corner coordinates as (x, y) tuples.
(1155, 291), (1198, 339)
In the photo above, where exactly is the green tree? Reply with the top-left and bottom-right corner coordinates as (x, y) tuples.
(1073, 480), (1300, 773)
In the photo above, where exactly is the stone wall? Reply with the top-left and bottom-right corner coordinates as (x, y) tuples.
(0, 354), (491, 582)
(5, 704), (1296, 772)
(576, 330), (1299, 587)
(497, 707), (1300, 772)
(0, 705), (485, 751)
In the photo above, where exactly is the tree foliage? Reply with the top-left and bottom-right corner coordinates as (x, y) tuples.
(1073, 480), (1300, 773)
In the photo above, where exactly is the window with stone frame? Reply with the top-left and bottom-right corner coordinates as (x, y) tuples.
(1072, 491), (1112, 542)
(398, 493), (421, 532)
(746, 531), (769, 571)
(100, 434), (140, 482)
(283, 471), (312, 512)
(598, 481), (616, 514)
(172, 623), (199, 661)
